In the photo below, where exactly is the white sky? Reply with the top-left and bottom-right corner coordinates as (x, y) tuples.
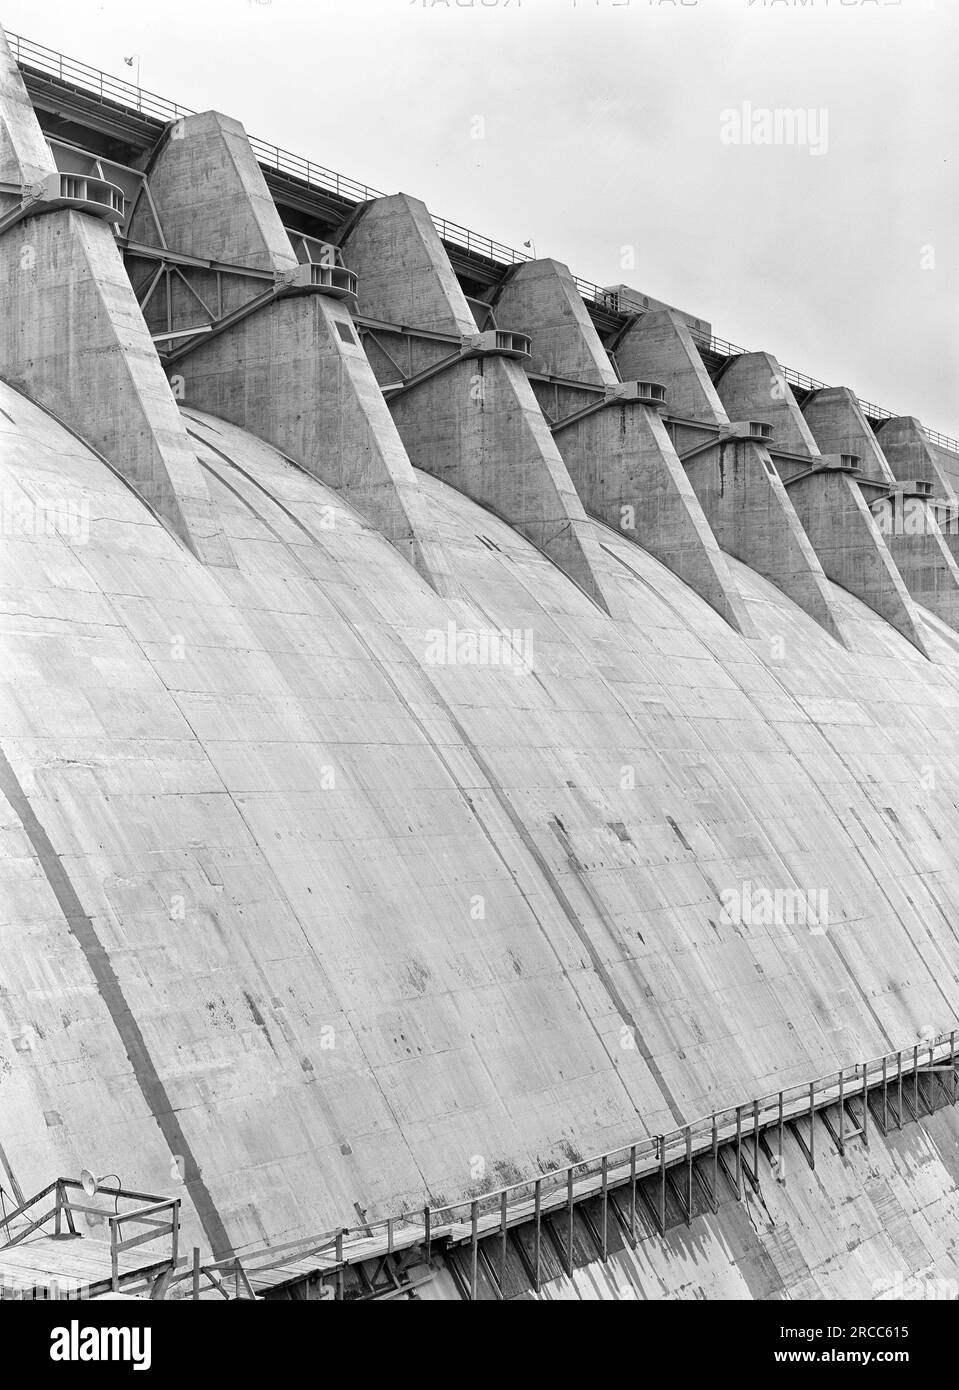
(5, 0), (957, 434)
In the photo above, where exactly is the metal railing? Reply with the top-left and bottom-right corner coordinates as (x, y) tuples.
(433, 215), (531, 269)
(248, 135), (383, 206)
(7, 31), (192, 123)
(576, 276), (628, 311)
(8, 26), (959, 459)
(689, 329), (959, 456)
(925, 427), (959, 453)
(415, 1029), (957, 1293)
(173, 1027), (958, 1302)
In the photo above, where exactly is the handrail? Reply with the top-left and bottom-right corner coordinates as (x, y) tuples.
(8, 31), (192, 123)
(925, 426), (959, 453)
(164, 1027), (959, 1297)
(432, 215), (531, 269)
(9, 28), (958, 457)
(0, 1177), (180, 1296)
(0, 1181), (56, 1236)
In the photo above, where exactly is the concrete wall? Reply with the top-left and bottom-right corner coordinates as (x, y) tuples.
(492, 259), (751, 635)
(883, 503), (959, 637)
(344, 195), (623, 617)
(787, 471), (929, 657)
(930, 442), (959, 502)
(7, 22), (959, 1298)
(388, 354), (619, 611)
(716, 351), (820, 463)
(877, 416), (954, 499)
(0, 24), (54, 199)
(803, 390), (959, 635)
(8, 383), (959, 1269)
(175, 294), (458, 594)
(615, 311), (849, 647)
(346, 193), (476, 350)
(133, 112), (298, 278)
(715, 353), (930, 652)
(801, 388), (895, 486)
(493, 259), (618, 386)
(556, 402), (754, 637)
(0, 28), (232, 568)
(128, 111), (454, 594)
(616, 308), (725, 424)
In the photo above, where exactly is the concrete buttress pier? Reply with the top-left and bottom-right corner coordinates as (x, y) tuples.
(0, 26), (232, 567)
(878, 416), (959, 570)
(716, 353), (929, 655)
(494, 259), (754, 636)
(877, 415), (956, 501)
(127, 112), (455, 594)
(615, 311), (849, 647)
(803, 388), (959, 640)
(494, 259), (616, 384)
(342, 196), (623, 617)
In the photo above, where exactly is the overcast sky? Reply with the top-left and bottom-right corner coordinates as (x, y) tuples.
(6, 0), (957, 435)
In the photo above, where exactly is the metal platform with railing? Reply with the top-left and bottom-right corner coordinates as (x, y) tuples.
(7, 27), (959, 459)
(0, 1178), (180, 1300)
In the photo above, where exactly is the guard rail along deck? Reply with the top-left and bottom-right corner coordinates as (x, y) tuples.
(173, 1027), (959, 1300)
(9, 29), (959, 460)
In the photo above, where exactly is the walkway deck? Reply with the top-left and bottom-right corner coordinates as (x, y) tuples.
(0, 1232), (172, 1300)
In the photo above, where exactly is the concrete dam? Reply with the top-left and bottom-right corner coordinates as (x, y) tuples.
(2, 22), (959, 1303)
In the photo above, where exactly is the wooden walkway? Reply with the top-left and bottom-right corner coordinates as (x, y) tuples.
(0, 1233), (172, 1300)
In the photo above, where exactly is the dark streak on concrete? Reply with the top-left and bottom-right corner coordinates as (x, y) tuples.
(548, 815), (684, 1123)
(194, 429), (677, 1132)
(0, 742), (231, 1258)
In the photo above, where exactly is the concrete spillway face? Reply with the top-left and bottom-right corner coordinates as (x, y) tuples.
(716, 353), (929, 655)
(126, 112), (456, 597)
(342, 195), (625, 619)
(494, 260), (754, 638)
(615, 311), (848, 647)
(803, 388), (959, 644)
(0, 25), (233, 568)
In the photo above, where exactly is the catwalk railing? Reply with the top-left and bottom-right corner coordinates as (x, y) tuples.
(181, 1028), (958, 1299)
(8, 27), (958, 459)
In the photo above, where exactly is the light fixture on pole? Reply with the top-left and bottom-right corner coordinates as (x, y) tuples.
(123, 54), (141, 108)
